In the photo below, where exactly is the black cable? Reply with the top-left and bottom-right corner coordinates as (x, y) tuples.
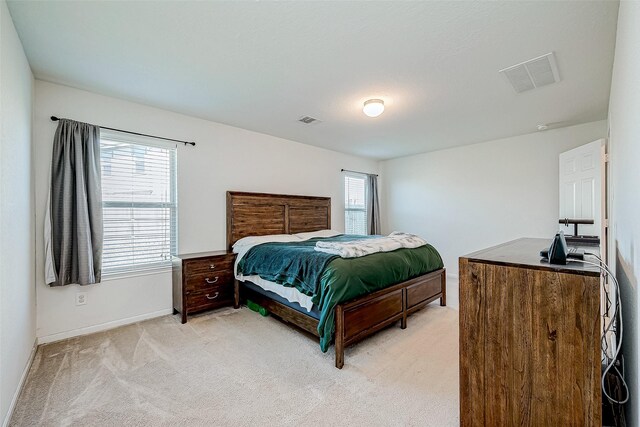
(571, 254), (629, 405)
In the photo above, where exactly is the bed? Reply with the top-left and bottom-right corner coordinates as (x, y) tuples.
(227, 191), (446, 368)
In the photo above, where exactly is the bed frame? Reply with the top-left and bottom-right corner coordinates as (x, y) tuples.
(227, 191), (446, 369)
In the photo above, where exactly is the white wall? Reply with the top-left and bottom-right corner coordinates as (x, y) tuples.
(608, 1), (640, 423)
(33, 80), (378, 342)
(381, 120), (607, 307)
(0, 1), (36, 425)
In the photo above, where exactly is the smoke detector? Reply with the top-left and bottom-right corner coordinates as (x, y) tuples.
(298, 116), (321, 124)
(499, 52), (561, 93)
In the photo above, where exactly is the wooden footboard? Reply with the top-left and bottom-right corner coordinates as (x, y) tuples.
(334, 268), (446, 368)
(238, 268), (446, 369)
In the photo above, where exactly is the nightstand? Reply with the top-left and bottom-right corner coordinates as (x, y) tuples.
(172, 250), (238, 323)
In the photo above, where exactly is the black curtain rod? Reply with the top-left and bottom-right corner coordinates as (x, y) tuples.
(50, 116), (196, 147)
(341, 168), (378, 177)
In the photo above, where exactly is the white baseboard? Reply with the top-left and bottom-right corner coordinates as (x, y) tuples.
(2, 339), (37, 427)
(37, 308), (173, 345)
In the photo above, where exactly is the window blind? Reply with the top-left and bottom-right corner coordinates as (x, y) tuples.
(100, 131), (177, 275)
(344, 174), (367, 235)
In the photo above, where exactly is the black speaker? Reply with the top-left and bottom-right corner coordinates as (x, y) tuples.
(546, 231), (569, 265)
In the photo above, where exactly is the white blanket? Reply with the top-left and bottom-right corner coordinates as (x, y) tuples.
(314, 232), (428, 258)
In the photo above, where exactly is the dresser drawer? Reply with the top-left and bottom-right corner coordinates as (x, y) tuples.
(184, 256), (234, 276)
(186, 285), (233, 312)
(185, 271), (234, 293)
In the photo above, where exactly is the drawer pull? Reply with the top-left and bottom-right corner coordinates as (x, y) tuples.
(206, 292), (219, 300)
(209, 264), (216, 270)
(205, 277), (219, 284)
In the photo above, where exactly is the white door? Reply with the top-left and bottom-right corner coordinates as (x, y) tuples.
(559, 139), (604, 238)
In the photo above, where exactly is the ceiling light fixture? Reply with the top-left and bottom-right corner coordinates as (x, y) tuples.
(363, 99), (384, 118)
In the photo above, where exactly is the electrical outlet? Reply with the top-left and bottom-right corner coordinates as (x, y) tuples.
(75, 291), (87, 306)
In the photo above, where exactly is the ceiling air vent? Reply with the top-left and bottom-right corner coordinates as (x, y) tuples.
(499, 52), (561, 93)
(298, 116), (321, 124)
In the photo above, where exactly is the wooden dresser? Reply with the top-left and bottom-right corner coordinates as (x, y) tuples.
(172, 250), (238, 323)
(459, 238), (601, 426)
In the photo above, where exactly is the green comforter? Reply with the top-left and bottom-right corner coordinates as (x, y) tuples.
(237, 235), (443, 352)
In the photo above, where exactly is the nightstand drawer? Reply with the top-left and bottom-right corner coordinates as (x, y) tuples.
(184, 256), (234, 276)
(185, 271), (234, 293)
(186, 285), (233, 312)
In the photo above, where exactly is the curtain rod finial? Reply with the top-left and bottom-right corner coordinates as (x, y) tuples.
(51, 116), (59, 121)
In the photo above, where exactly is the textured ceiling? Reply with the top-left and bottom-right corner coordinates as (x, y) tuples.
(8, 1), (618, 159)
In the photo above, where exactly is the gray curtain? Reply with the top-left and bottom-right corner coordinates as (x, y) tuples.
(367, 175), (381, 235)
(46, 119), (103, 286)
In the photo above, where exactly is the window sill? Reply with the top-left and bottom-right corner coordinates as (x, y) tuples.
(101, 266), (172, 282)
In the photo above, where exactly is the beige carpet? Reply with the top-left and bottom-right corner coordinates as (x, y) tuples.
(10, 305), (459, 426)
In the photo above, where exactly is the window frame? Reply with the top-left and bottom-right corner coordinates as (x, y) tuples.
(343, 172), (369, 236)
(99, 129), (178, 278)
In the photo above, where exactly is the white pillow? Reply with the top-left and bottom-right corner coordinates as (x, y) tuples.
(294, 229), (342, 240)
(232, 234), (301, 252)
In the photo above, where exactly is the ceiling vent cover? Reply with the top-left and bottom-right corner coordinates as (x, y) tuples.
(499, 52), (561, 93)
(298, 116), (321, 124)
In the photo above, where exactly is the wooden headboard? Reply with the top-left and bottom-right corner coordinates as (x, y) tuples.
(226, 191), (331, 250)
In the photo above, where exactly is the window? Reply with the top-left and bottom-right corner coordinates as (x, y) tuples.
(344, 173), (367, 235)
(100, 130), (177, 275)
